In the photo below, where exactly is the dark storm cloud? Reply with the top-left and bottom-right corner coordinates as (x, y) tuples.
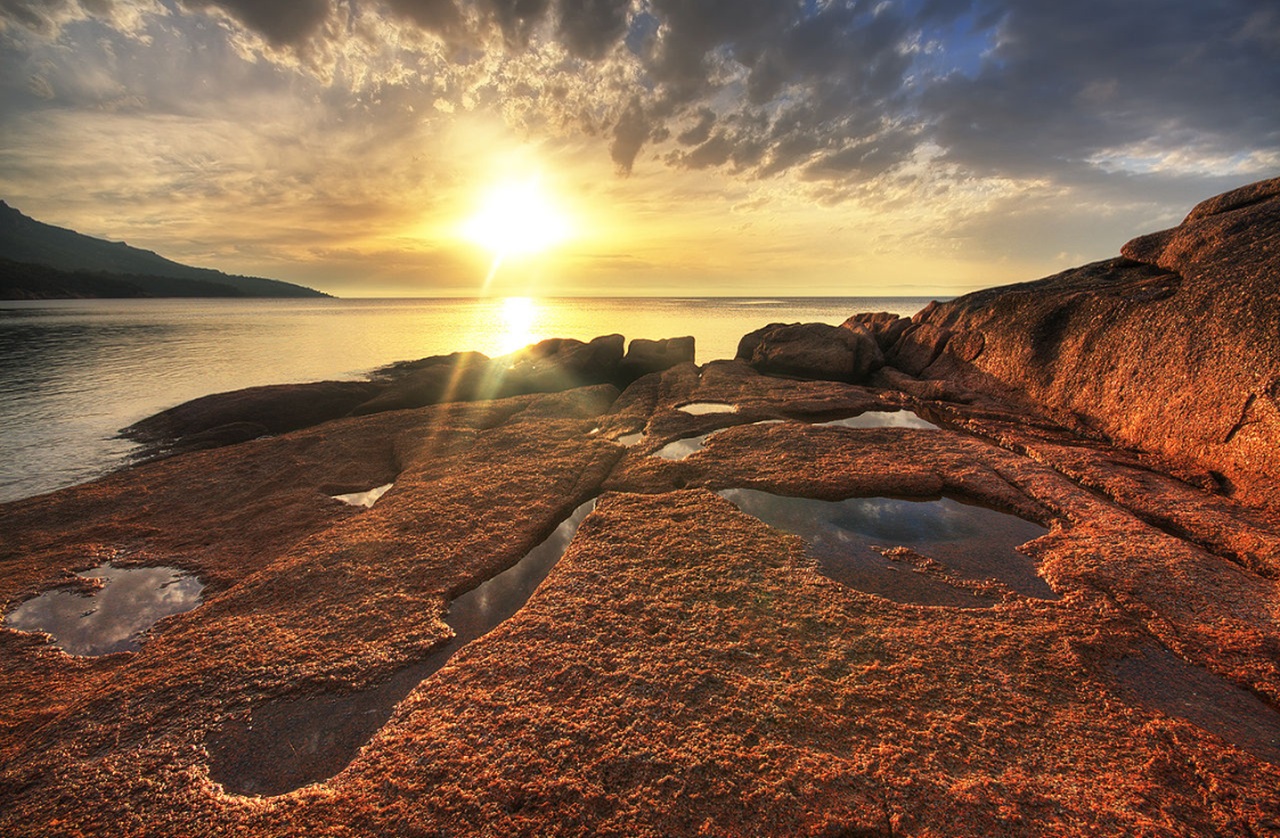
(383, 0), (462, 36)
(17, 0), (1270, 189)
(923, 0), (1280, 176)
(555, 0), (628, 59)
(610, 95), (649, 173)
(483, 0), (550, 45)
(614, 0), (1280, 187)
(598, 0), (929, 176)
(0, 0), (80, 33)
(179, 0), (331, 47)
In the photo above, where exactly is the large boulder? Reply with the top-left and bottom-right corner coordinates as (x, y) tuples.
(122, 380), (384, 451)
(844, 311), (911, 351)
(912, 176), (1280, 514)
(503, 334), (626, 393)
(352, 337), (628, 415)
(736, 321), (884, 383)
(620, 336), (695, 380)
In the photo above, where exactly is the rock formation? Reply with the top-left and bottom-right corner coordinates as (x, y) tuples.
(736, 321), (884, 382)
(124, 334), (695, 456)
(2, 179), (1279, 836)
(886, 176), (1280, 515)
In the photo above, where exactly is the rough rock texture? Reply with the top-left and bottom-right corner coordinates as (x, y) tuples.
(123, 381), (383, 455)
(844, 311), (911, 352)
(897, 177), (1280, 515)
(124, 335), (689, 455)
(3, 351), (1279, 836)
(737, 321), (884, 382)
(4, 180), (1280, 836)
(620, 336), (696, 379)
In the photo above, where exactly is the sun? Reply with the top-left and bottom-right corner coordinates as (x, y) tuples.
(461, 177), (572, 259)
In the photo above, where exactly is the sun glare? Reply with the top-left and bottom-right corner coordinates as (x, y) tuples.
(462, 178), (572, 259)
(497, 296), (540, 353)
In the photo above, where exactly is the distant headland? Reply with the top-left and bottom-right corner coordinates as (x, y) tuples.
(0, 201), (329, 299)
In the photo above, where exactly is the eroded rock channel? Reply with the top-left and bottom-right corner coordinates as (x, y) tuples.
(207, 499), (596, 797)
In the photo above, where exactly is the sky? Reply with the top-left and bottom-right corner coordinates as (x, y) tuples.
(0, 0), (1277, 298)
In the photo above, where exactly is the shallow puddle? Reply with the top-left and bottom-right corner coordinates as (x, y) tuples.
(207, 498), (597, 797)
(678, 402), (738, 415)
(4, 563), (204, 656)
(719, 490), (1051, 606)
(654, 432), (716, 461)
(1109, 644), (1280, 765)
(815, 409), (939, 430)
(331, 483), (393, 508)
(616, 432), (646, 447)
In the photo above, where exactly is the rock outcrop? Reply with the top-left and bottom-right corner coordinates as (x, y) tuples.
(3, 179), (1280, 837)
(736, 321), (884, 382)
(123, 380), (384, 455)
(619, 336), (695, 379)
(887, 177), (1280, 515)
(4, 354), (1279, 836)
(124, 335), (693, 455)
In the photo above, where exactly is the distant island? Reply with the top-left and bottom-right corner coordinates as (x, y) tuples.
(0, 201), (329, 299)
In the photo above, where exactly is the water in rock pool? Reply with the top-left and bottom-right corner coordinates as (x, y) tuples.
(653, 411), (937, 461)
(4, 563), (204, 656)
(719, 490), (1052, 606)
(815, 409), (939, 430)
(331, 483), (394, 508)
(206, 498), (596, 796)
(677, 402), (738, 415)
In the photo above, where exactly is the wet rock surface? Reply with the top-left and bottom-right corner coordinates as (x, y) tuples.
(2, 180), (1279, 836)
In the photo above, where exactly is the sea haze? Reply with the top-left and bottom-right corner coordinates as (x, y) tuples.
(0, 296), (935, 502)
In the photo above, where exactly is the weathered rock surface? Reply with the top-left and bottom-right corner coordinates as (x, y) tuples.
(4, 345), (1279, 835)
(737, 321), (884, 382)
(123, 380), (383, 454)
(124, 335), (690, 455)
(894, 177), (1280, 515)
(844, 311), (911, 351)
(3, 180), (1280, 836)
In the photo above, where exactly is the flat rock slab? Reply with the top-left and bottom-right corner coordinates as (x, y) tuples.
(1, 364), (1278, 837)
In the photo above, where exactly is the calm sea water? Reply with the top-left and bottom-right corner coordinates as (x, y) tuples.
(0, 296), (935, 502)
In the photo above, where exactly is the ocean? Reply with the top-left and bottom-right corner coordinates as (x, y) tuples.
(0, 296), (937, 503)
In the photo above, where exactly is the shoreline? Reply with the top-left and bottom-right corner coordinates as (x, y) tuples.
(1, 179), (1277, 835)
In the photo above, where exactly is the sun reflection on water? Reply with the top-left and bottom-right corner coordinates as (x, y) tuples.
(497, 296), (541, 355)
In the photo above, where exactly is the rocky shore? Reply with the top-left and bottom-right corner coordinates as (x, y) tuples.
(1, 179), (1278, 836)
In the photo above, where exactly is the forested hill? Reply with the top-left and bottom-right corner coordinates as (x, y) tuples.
(0, 201), (328, 299)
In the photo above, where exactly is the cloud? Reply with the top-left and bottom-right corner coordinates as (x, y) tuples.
(177, 0), (331, 48)
(923, 0), (1280, 178)
(3, 0), (1279, 296)
(555, 0), (629, 60)
(610, 95), (650, 173)
(20, 0), (1267, 193)
(383, 0), (463, 36)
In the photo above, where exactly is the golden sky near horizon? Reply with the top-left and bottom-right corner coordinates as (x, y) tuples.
(1, 1), (1277, 297)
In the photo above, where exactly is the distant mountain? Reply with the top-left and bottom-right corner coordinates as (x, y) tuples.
(0, 201), (329, 299)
